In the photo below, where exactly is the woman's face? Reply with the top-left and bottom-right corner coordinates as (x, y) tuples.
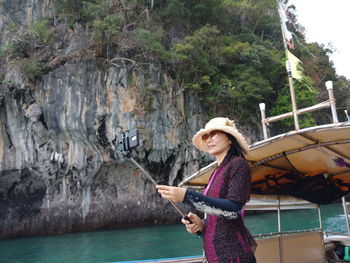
(202, 130), (231, 156)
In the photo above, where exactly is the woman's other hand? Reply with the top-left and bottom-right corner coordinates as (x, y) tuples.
(181, 212), (204, 234)
(156, 185), (187, 203)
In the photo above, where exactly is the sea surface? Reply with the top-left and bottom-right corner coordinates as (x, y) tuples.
(0, 202), (347, 263)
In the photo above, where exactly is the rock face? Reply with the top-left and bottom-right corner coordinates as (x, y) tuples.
(0, 0), (214, 239)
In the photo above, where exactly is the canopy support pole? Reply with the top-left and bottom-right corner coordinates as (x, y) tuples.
(326, 81), (339, 124)
(277, 196), (284, 263)
(259, 103), (269, 140)
(342, 196), (350, 236)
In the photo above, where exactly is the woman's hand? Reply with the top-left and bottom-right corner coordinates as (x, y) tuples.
(156, 185), (187, 203)
(181, 212), (204, 234)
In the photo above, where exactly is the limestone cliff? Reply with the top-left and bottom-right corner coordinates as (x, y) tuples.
(0, 0), (213, 239)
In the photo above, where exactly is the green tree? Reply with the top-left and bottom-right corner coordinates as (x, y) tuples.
(270, 75), (318, 130)
(21, 58), (44, 81)
(131, 28), (168, 60)
(170, 24), (221, 83)
(53, 0), (84, 27)
(30, 20), (53, 46)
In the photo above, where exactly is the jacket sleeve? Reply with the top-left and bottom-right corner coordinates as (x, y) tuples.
(183, 189), (243, 219)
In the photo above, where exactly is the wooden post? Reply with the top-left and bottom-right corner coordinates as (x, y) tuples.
(286, 61), (300, 130)
(259, 103), (268, 139)
(325, 81), (339, 123)
(277, 0), (299, 131)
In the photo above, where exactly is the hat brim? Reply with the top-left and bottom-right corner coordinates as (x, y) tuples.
(192, 127), (249, 154)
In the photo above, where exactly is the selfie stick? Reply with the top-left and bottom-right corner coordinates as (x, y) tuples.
(126, 155), (190, 218)
(117, 129), (202, 236)
(122, 154), (201, 236)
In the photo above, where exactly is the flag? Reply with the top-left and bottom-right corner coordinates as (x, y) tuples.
(286, 49), (302, 79)
(278, 2), (295, 49)
(282, 4), (306, 35)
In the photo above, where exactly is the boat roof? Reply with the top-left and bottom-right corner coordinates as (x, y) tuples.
(179, 121), (350, 204)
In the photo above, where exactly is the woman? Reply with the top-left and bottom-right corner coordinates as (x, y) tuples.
(156, 117), (256, 263)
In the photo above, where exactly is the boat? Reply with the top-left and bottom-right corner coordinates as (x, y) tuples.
(180, 83), (350, 205)
(110, 80), (350, 263)
(177, 81), (350, 263)
(181, 121), (350, 204)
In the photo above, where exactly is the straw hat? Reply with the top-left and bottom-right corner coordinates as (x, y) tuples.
(192, 117), (249, 154)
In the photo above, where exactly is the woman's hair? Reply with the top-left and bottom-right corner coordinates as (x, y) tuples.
(222, 133), (245, 165)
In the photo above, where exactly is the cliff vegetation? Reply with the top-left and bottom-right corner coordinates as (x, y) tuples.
(1, 0), (349, 130)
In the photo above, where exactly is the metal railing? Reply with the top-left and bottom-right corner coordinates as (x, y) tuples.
(253, 228), (322, 239)
(259, 80), (339, 140)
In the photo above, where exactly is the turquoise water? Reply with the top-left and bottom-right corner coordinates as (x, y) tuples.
(0, 202), (347, 263)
